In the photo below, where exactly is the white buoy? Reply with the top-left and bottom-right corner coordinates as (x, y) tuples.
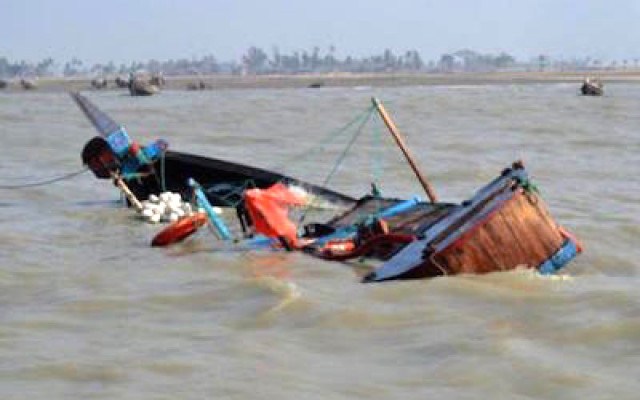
(160, 192), (172, 203)
(182, 203), (193, 215)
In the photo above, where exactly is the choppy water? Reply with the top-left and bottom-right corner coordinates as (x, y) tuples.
(1, 83), (639, 399)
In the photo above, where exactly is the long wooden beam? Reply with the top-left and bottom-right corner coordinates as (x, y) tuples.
(371, 97), (438, 203)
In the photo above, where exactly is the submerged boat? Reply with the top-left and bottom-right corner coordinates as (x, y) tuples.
(72, 92), (355, 208)
(581, 77), (603, 96)
(155, 98), (581, 282)
(74, 91), (580, 282)
(305, 160), (582, 282)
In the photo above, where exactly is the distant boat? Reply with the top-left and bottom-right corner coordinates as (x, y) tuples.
(91, 77), (108, 89)
(581, 77), (603, 96)
(114, 76), (129, 88)
(149, 73), (166, 87)
(308, 81), (324, 88)
(129, 78), (159, 96)
(0, 79), (7, 89)
(186, 80), (207, 90)
(20, 79), (37, 90)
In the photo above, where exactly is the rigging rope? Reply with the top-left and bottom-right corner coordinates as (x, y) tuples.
(319, 107), (375, 189)
(270, 105), (377, 174)
(297, 106), (375, 224)
(0, 167), (89, 189)
(160, 150), (167, 192)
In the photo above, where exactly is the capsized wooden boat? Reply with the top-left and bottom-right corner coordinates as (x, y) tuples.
(71, 92), (356, 208)
(236, 98), (582, 281)
(211, 161), (581, 282)
(581, 77), (603, 96)
(338, 161), (582, 282)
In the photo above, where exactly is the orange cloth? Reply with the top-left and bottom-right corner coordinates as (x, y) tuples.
(244, 183), (307, 247)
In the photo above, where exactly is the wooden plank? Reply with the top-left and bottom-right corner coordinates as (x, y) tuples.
(500, 191), (557, 267)
(512, 191), (563, 256)
(482, 212), (525, 270)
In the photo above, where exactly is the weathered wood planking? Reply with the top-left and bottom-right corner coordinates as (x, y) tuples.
(430, 189), (564, 277)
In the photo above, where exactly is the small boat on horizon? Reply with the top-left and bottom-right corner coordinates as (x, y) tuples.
(91, 77), (108, 89)
(129, 78), (160, 96)
(581, 77), (603, 96)
(20, 78), (37, 90)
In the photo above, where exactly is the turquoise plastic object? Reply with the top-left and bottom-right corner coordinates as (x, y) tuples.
(106, 127), (132, 157)
(188, 178), (232, 240)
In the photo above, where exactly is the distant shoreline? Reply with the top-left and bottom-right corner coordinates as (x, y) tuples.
(2, 70), (640, 92)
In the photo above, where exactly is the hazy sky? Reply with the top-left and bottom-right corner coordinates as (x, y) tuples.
(2, 0), (639, 64)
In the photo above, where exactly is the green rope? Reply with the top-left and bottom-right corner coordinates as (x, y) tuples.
(297, 107), (375, 224)
(520, 178), (540, 194)
(319, 107), (374, 188)
(272, 105), (376, 174)
(160, 150), (167, 192)
(370, 115), (385, 193)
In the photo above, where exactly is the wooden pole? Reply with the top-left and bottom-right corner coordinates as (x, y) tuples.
(112, 173), (143, 211)
(371, 97), (438, 203)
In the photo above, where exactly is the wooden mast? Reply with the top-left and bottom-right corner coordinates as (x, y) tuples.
(371, 97), (438, 203)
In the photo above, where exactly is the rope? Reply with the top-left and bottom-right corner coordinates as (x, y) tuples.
(160, 150), (167, 192)
(297, 107), (374, 225)
(0, 167), (89, 189)
(319, 108), (374, 189)
(270, 105), (376, 174)
(370, 116), (385, 190)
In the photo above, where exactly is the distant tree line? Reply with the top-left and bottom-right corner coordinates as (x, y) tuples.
(1, 47), (638, 78)
(241, 46), (425, 74)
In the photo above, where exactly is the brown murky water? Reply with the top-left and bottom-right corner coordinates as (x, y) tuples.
(1, 83), (638, 399)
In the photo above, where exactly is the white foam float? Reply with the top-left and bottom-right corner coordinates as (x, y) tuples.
(138, 191), (222, 223)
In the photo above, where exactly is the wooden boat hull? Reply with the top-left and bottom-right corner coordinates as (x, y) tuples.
(362, 162), (580, 282)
